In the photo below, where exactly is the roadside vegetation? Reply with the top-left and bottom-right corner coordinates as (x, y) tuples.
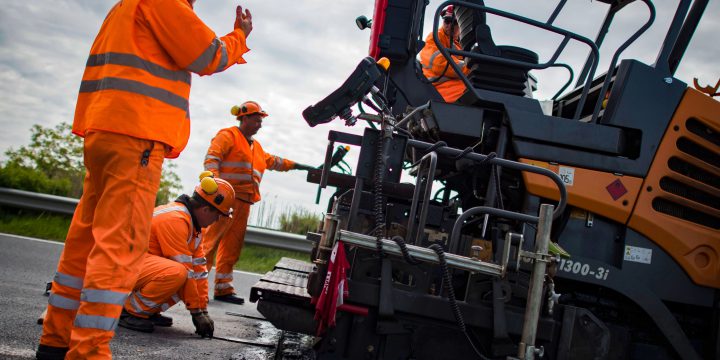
(1, 123), (321, 273)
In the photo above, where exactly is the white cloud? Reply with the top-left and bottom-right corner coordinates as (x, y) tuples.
(0, 0), (717, 216)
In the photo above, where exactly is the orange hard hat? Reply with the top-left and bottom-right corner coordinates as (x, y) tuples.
(230, 101), (268, 119)
(195, 172), (235, 216)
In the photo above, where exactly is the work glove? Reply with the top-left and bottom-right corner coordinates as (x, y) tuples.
(293, 163), (316, 171)
(191, 310), (214, 338)
(234, 5), (253, 37)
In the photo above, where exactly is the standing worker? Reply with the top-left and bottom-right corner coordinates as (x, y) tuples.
(419, 5), (469, 102)
(118, 175), (234, 337)
(203, 101), (313, 304)
(38, 1), (255, 359)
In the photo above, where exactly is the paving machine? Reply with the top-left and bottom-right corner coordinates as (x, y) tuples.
(250, 1), (719, 359)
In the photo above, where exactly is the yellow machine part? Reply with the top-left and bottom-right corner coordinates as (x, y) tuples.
(519, 159), (643, 224)
(629, 88), (720, 289)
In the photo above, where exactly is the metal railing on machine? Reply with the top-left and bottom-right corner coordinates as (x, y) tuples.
(0, 187), (312, 253)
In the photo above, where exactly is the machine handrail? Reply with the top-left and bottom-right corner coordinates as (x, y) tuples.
(432, 0), (601, 120)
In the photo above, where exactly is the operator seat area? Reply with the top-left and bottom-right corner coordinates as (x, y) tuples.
(455, 0), (539, 97)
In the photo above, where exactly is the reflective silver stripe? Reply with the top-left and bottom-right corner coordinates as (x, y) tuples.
(129, 295), (153, 315)
(252, 169), (263, 179)
(187, 38), (228, 73)
(215, 283), (233, 290)
(74, 314), (119, 331)
(204, 163), (219, 170)
(80, 77), (189, 113)
(135, 292), (158, 308)
(187, 270), (195, 279)
(81, 289), (128, 305)
(205, 155), (222, 161)
(153, 205), (190, 217)
(171, 294), (181, 303)
(86, 52), (191, 84)
(192, 271), (209, 280)
(220, 161), (252, 168)
(272, 156), (284, 170)
(425, 50), (442, 69)
(219, 173), (253, 181)
(193, 235), (202, 251)
(170, 254), (192, 264)
(54, 272), (83, 289)
(215, 272), (233, 280)
(160, 303), (170, 311)
(192, 257), (207, 265)
(48, 294), (80, 310)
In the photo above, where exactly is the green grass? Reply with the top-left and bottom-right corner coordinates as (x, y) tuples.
(234, 244), (309, 274)
(0, 208), (309, 274)
(0, 209), (70, 241)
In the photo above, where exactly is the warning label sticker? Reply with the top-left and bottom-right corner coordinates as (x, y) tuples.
(624, 245), (652, 264)
(558, 166), (575, 186)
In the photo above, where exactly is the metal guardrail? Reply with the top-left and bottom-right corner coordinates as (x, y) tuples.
(0, 187), (312, 253)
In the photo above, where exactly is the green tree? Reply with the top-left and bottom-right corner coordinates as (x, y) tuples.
(2, 123), (83, 197)
(155, 162), (182, 205)
(1, 122), (182, 204)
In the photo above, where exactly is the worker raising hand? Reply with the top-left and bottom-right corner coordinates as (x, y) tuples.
(235, 5), (253, 36)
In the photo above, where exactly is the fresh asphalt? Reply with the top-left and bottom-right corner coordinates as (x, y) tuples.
(0, 232), (283, 360)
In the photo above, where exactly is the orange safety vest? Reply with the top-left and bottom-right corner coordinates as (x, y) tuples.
(419, 30), (469, 102)
(73, 0), (250, 158)
(204, 127), (295, 203)
(148, 201), (208, 309)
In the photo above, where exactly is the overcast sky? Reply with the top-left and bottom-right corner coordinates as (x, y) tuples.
(0, 0), (717, 219)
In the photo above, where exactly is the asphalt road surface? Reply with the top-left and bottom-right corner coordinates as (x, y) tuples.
(0, 232), (300, 360)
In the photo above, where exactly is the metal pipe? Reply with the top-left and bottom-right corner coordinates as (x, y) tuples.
(450, 206), (538, 256)
(517, 204), (553, 360)
(407, 138), (567, 218)
(546, 0), (567, 25)
(590, 0), (655, 124)
(396, 101), (431, 128)
(406, 151), (438, 244)
(339, 230), (504, 276)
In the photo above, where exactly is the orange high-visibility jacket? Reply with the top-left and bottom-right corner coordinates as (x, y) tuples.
(204, 127), (295, 203)
(419, 30), (469, 102)
(149, 202), (209, 309)
(74, 0), (250, 158)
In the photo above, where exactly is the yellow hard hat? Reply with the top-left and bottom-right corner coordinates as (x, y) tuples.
(195, 173), (235, 216)
(230, 101), (268, 119)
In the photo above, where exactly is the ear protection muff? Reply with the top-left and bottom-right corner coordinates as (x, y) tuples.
(198, 172), (225, 205)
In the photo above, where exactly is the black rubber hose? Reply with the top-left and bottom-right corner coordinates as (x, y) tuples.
(390, 236), (422, 265)
(428, 243), (492, 360)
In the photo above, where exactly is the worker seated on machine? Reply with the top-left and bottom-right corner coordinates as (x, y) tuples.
(419, 5), (469, 103)
(118, 173), (235, 338)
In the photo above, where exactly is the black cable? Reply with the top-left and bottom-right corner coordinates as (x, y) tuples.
(390, 236), (422, 265)
(373, 124), (386, 258)
(428, 243), (492, 360)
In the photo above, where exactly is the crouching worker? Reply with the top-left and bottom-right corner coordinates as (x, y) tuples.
(118, 175), (235, 338)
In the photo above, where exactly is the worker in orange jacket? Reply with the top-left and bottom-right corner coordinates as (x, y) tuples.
(419, 5), (470, 102)
(203, 101), (313, 304)
(38, 2), (254, 359)
(117, 175), (234, 337)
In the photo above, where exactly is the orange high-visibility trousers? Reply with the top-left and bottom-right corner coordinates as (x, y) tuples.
(203, 198), (251, 296)
(39, 131), (164, 359)
(123, 254), (186, 317)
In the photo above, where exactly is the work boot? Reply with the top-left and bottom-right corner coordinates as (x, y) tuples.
(149, 313), (173, 327)
(119, 309), (154, 333)
(214, 293), (245, 305)
(36, 344), (68, 360)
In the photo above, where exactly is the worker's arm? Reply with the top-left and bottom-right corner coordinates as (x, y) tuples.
(420, 35), (466, 80)
(189, 234), (209, 310)
(153, 216), (205, 311)
(264, 152), (295, 172)
(204, 130), (235, 178)
(139, 0), (250, 75)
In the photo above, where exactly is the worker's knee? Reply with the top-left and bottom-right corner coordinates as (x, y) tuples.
(166, 262), (188, 287)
